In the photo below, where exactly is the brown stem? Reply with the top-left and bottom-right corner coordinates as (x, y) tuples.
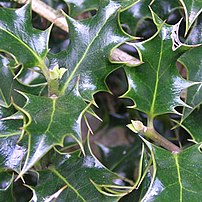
(128, 121), (181, 153)
(144, 127), (181, 153)
(16, 0), (68, 32)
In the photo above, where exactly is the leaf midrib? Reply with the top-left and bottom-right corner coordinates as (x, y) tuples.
(174, 154), (182, 202)
(60, 14), (115, 95)
(51, 167), (86, 201)
(45, 98), (56, 134)
(149, 39), (163, 117)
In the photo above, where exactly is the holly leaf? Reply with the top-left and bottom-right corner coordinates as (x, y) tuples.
(179, 0), (202, 34)
(0, 106), (25, 199)
(180, 105), (202, 142)
(97, 141), (142, 181)
(120, 0), (181, 37)
(185, 14), (202, 45)
(151, 0), (181, 22)
(0, 55), (46, 108)
(0, 4), (50, 68)
(0, 135), (26, 171)
(0, 55), (15, 107)
(65, 0), (99, 17)
(0, 105), (25, 172)
(144, 144), (202, 201)
(0, 0), (136, 183)
(178, 46), (202, 120)
(32, 151), (130, 201)
(120, 0), (152, 35)
(0, 172), (14, 201)
(55, 0), (134, 99)
(123, 14), (193, 118)
(175, 35), (202, 142)
(14, 90), (87, 176)
(65, 0), (138, 17)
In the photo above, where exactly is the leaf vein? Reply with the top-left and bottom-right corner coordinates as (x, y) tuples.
(51, 168), (86, 201)
(60, 14), (116, 95)
(45, 99), (56, 134)
(174, 155), (182, 202)
(149, 39), (164, 116)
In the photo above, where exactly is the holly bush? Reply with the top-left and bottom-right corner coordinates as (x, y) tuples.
(0, 0), (201, 201)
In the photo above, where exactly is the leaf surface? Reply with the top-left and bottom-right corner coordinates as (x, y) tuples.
(65, 0), (138, 17)
(178, 46), (202, 120)
(120, 0), (152, 35)
(0, 55), (46, 108)
(98, 141), (142, 181)
(181, 105), (202, 142)
(65, 0), (99, 17)
(0, 56), (15, 107)
(0, 135), (26, 171)
(0, 4), (50, 68)
(16, 90), (87, 175)
(0, 105), (25, 171)
(176, 41), (202, 142)
(185, 14), (202, 45)
(33, 152), (128, 201)
(180, 0), (202, 34)
(0, 172), (14, 201)
(145, 144), (202, 201)
(123, 21), (192, 117)
(55, 0), (133, 99)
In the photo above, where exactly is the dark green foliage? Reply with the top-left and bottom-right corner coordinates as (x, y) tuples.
(0, 0), (201, 201)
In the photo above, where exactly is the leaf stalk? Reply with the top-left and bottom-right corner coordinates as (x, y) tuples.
(128, 120), (181, 153)
(39, 61), (60, 96)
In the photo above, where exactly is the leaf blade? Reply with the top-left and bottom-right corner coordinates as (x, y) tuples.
(0, 4), (50, 68)
(15, 90), (86, 176)
(55, 0), (133, 99)
(180, 0), (202, 34)
(149, 144), (202, 201)
(33, 152), (127, 202)
(123, 22), (193, 117)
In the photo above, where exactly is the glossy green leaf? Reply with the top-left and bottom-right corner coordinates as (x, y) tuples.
(98, 141), (142, 181)
(0, 1), (201, 201)
(123, 20), (193, 118)
(120, 0), (181, 37)
(0, 105), (24, 171)
(177, 43), (202, 142)
(65, 0), (138, 17)
(32, 152), (129, 201)
(180, 0), (202, 34)
(0, 172), (12, 189)
(16, 90), (86, 175)
(185, 14), (202, 45)
(65, 0), (99, 17)
(55, 0), (133, 99)
(0, 135), (26, 171)
(145, 144), (202, 201)
(120, 0), (152, 35)
(181, 105), (202, 142)
(0, 172), (14, 201)
(0, 56), (15, 107)
(151, 0), (181, 23)
(178, 46), (202, 120)
(0, 55), (46, 108)
(0, 4), (50, 68)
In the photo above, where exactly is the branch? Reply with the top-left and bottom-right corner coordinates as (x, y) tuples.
(127, 121), (181, 153)
(15, 0), (140, 65)
(15, 0), (68, 32)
